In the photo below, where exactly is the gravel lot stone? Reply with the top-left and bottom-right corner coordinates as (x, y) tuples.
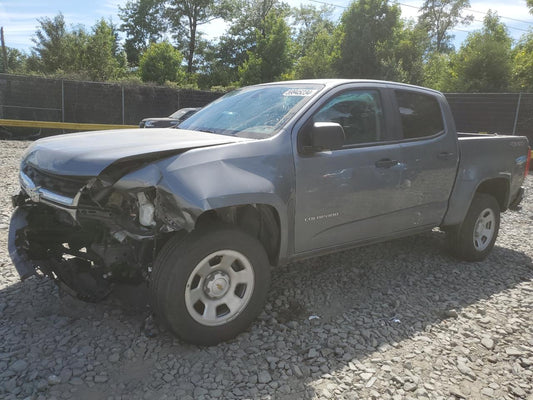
(0, 139), (532, 399)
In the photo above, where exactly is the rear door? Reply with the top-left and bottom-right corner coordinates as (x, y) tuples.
(391, 88), (459, 227)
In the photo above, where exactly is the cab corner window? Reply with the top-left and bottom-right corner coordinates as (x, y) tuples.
(312, 90), (385, 147)
(395, 90), (444, 139)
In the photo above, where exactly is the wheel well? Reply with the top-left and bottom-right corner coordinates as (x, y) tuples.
(195, 204), (281, 265)
(476, 178), (509, 211)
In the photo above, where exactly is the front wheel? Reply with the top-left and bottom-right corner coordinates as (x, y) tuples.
(447, 193), (500, 261)
(151, 224), (271, 345)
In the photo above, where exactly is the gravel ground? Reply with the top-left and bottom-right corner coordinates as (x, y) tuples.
(0, 139), (532, 400)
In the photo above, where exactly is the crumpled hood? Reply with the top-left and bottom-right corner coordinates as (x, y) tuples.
(23, 128), (251, 176)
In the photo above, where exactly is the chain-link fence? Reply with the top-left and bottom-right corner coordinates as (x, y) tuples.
(1, 73), (532, 144)
(445, 93), (533, 144)
(0, 73), (222, 138)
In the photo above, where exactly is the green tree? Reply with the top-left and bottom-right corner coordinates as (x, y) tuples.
(423, 51), (454, 90)
(291, 5), (334, 58)
(31, 13), (70, 73)
(335, 0), (402, 79)
(384, 21), (427, 84)
(119, 0), (166, 66)
(512, 31), (533, 91)
(0, 47), (28, 73)
(294, 28), (339, 79)
(451, 11), (512, 92)
(238, 11), (292, 85)
(221, 0), (281, 56)
(139, 41), (185, 84)
(29, 15), (127, 81)
(166, 0), (237, 74)
(290, 4), (337, 79)
(64, 27), (91, 73)
(29, 13), (94, 76)
(204, 0), (285, 84)
(86, 20), (126, 81)
(194, 42), (236, 88)
(417, 0), (473, 53)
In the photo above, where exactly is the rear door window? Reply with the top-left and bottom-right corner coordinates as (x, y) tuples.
(395, 90), (444, 139)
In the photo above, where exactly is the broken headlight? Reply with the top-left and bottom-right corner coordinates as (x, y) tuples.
(137, 191), (156, 227)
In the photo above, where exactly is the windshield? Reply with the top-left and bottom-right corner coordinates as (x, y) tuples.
(178, 84), (323, 138)
(169, 108), (198, 120)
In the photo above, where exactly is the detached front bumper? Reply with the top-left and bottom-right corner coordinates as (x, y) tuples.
(8, 206), (38, 280)
(8, 168), (81, 281)
(7, 202), (115, 301)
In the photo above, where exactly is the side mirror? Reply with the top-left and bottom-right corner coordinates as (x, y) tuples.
(308, 122), (345, 152)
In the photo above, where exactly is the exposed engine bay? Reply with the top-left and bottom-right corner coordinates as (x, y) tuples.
(10, 162), (171, 302)
(7, 128), (258, 301)
(9, 151), (280, 303)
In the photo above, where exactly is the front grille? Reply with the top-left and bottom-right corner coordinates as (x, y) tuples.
(22, 163), (90, 197)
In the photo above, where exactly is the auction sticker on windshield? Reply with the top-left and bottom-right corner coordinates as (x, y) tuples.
(283, 89), (318, 97)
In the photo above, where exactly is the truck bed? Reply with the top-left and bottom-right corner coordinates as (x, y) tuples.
(442, 132), (529, 226)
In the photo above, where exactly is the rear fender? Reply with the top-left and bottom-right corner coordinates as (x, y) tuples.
(442, 175), (510, 227)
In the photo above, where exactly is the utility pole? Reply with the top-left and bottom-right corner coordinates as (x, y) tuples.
(1, 27), (7, 73)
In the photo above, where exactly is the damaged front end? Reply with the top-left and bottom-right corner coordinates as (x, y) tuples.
(8, 159), (188, 302)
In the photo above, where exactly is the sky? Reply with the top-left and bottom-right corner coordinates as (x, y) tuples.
(0, 0), (532, 53)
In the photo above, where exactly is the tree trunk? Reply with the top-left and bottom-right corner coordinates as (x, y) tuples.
(1, 27), (8, 73)
(187, 17), (196, 74)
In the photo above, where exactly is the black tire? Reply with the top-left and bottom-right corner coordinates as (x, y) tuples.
(448, 193), (500, 261)
(150, 224), (271, 345)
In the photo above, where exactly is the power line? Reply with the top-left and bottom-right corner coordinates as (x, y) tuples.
(309, 0), (346, 9)
(308, 0), (533, 30)
(466, 7), (533, 25)
(469, 19), (531, 32)
(451, 28), (472, 33)
(398, 2), (419, 9)
(398, 1), (533, 28)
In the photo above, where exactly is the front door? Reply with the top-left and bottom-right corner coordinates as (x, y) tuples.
(294, 86), (408, 254)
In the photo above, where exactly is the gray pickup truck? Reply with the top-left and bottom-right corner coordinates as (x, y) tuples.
(8, 80), (530, 345)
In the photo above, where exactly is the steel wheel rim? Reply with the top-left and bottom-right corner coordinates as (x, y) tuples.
(185, 250), (255, 326)
(473, 208), (496, 251)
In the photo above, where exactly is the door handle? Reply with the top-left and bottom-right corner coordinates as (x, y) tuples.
(438, 152), (455, 160)
(375, 159), (399, 168)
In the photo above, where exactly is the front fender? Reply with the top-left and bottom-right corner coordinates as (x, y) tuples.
(155, 163), (288, 234)
(109, 138), (293, 258)
(110, 155), (290, 235)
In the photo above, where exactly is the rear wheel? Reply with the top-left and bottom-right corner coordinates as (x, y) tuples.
(151, 224), (271, 345)
(448, 193), (500, 261)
